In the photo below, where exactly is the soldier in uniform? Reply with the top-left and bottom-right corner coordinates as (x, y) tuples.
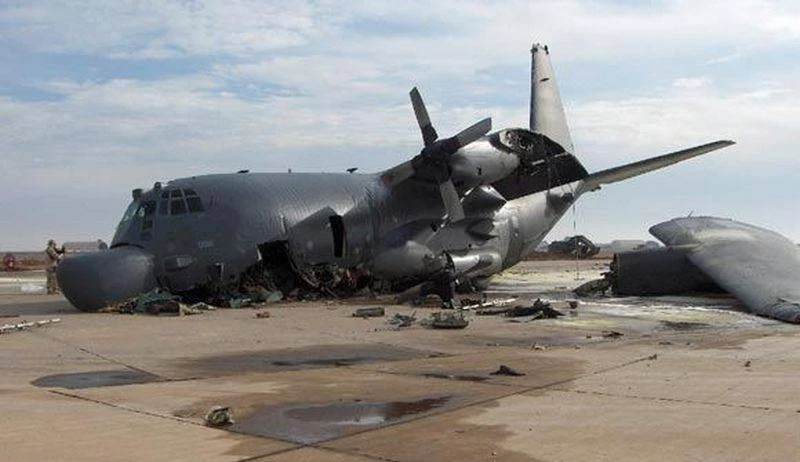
(45, 240), (65, 294)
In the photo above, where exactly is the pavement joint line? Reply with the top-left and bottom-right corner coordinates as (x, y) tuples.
(76, 346), (168, 379)
(48, 389), (204, 426)
(235, 445), (400, 462)
(555, 388), (792, 413)
(47, 389), (302, 452)
(31, 329), (170, 380)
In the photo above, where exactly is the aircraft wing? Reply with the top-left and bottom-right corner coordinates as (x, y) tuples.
(649, 217), (800, 323)
(577, 140), (734, 194)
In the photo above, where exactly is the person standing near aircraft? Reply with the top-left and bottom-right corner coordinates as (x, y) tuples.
(45, 239), (65, 294)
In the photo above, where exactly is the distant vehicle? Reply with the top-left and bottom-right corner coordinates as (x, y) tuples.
(58, 43), (734, 312)
(3, 253), (15, 272)
(548, 235), (599, 259)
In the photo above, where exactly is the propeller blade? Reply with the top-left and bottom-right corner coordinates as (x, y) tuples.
(410, 87), (438, 147)
(452, 117), (492, 149)
(439, 180), (465, 222)
(381, 160), (415, 187)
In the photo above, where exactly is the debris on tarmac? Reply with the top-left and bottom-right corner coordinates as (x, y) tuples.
(464, 297), (517, 312)
(204, 406), (234, 427)
(602, 330), (624, 339)
(255, 310), (271, 319)
(353, 307), (385, 318)
(427, 311), (469, 329)
(506, 299), (564, 319)
(388, 312), (416, 327)
(573, 276), (612, 297)
(0, 318), (61, 334)
(490, 365), (525, 376)
(475, 299), (564, 321)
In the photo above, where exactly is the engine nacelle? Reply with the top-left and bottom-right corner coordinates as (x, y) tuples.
(450, 139), (519, 189)
(450, 128), (567, 190)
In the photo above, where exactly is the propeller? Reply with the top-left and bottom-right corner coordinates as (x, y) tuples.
(381, 87), (492, 222)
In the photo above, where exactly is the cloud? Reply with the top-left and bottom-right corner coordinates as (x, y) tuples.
(2, 0), (800, 249)
(672, 77), (712, 89)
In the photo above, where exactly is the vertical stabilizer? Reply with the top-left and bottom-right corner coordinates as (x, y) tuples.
(530, 43), (574, 153)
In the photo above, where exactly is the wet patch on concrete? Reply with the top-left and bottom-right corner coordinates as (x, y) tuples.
(31, 369), (161, 389)
(230, 395), (453, 444)
(660, 320), (711, 331)
(176, 344), (447, 377)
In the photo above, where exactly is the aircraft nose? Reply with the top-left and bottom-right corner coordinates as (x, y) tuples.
(57, 246), (158, 312)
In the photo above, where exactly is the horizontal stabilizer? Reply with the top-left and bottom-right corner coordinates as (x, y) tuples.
(578, 140), (734, 194)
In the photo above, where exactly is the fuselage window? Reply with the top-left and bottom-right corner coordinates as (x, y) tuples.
(171, 199), (187, 215)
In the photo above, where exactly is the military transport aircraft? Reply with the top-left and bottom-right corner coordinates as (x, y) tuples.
(58, 44), (734, 312)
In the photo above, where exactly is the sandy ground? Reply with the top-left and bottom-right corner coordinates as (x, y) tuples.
(1, 260), (798, 461)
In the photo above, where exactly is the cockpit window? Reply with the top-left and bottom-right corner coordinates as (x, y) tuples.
(158, 188), (205, 216)
(119, 200), (139, 223)
(171, 199), (187, 215)
(186, 196), (204, 213)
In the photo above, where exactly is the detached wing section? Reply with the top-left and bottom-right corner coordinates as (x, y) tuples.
(577, 140), (734, 194)
(650, 217), (800, 323)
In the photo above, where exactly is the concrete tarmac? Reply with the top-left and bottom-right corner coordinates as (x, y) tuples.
(1, 260), (798, 461)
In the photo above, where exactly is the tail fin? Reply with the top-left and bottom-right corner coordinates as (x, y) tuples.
(530, 43), (574, 153)
(577, 140), (735, 194)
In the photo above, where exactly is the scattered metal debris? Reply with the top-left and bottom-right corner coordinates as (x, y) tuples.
(388, 312), (416, 327)
(602, 330), (624, 339)
(101, 288), (181, 315)
(205, 406), (234, 427)
(255, 310), (271, 319)
(228, 297), (253, 309)
(744, 360), (751, 368)
(505, 299), (564, 319)
(0, 318), (61, 334)
(573, 276), (611, 297)
(188, 302), (215, 312)
(490, 365), (525, 376)
(428, 312), (469, 329)
(353, 307), (385, 318)
(463, 297), (517, 312)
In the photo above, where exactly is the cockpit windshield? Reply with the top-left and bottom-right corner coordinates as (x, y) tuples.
(119, 200), (139, 223)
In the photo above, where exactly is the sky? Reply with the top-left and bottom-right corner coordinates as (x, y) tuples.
(1, 0), (799, 250)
